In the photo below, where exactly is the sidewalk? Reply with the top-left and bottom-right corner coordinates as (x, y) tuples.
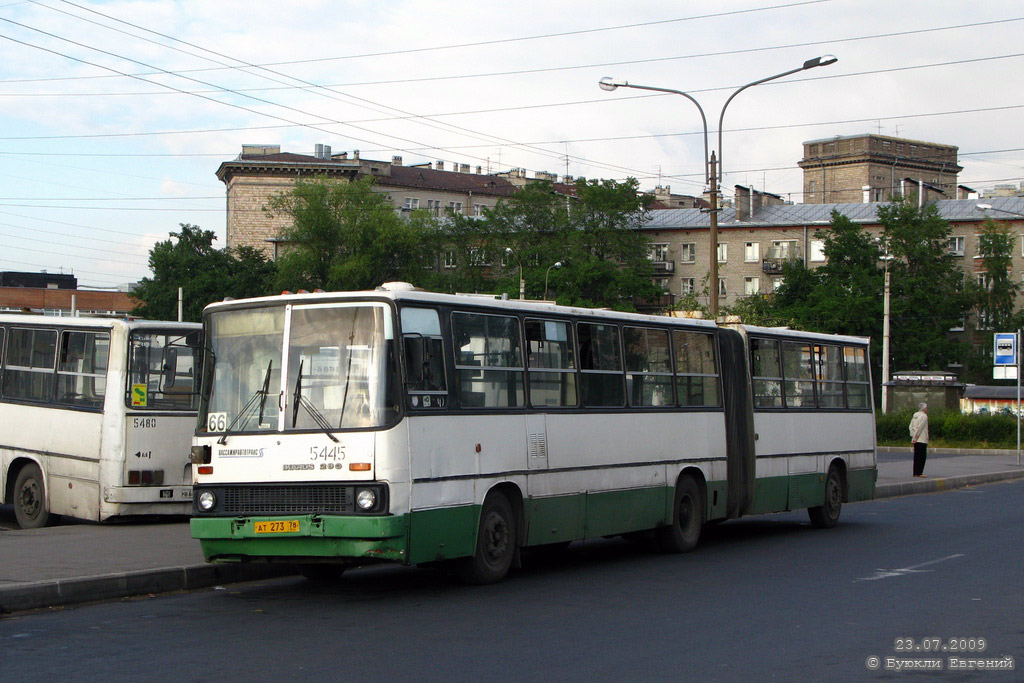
(2, 450), (1022, 615)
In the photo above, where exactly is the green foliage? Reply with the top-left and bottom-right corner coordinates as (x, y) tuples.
(131, 224), (277, 322)
(431, 177), (660, 309)
(879, 198), (971, 371)
(732, 211), (883, 335)
(268, 176), (437, 292)
(877, 409), (1018, 448)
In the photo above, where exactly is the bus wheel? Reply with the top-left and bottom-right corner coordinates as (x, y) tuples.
(808, 466), (843, 529)
(295, 563), (346, 581)
(657, 475), (703, 553)
(14, 463), (54, 529)
(456, 492), (516, 585)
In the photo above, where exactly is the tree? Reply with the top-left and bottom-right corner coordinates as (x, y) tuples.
(879, 198), (971, 371)
(961, 218), (1023, 382)
(729, 211), (883, 334)
(436, 177), (660, 309)
(267, 176), (436, 292)
(132, 224), (277, 322)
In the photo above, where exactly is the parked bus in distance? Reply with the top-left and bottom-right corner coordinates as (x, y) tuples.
(0, 314), (202, 528)
(190, 285), (876, 583)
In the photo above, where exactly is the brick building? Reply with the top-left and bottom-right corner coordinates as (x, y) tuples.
(798, 134), (964, 204)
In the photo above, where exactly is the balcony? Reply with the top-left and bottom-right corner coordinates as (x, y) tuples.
(651, 260), (675, 273)
(762, 246), (802, 274)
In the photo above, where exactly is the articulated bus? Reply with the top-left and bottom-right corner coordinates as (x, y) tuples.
(189, 285), (876, 583)
(0, 314), (202, 528)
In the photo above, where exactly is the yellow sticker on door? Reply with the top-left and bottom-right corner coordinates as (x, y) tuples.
(131, 383), (148, 407)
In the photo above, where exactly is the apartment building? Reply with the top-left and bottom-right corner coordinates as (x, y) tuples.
(217, 145), (521, 258)
(641, 195), (1024, 311)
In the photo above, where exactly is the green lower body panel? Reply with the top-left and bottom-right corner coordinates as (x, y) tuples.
(190, 514), (409, 564)
(847, 467), (876, 502)
(748, 467), (878, 515)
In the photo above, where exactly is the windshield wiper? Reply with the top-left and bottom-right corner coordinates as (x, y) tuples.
(217, 360), (274, 445)
(291, 359), (339, 442)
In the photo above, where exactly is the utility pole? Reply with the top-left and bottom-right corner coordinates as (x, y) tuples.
(708, 153), (719, 318)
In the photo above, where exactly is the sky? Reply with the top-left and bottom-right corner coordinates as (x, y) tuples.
(0, 0), (1022, 288)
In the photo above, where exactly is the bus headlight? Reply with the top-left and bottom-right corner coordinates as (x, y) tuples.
(355, 488), (377, 511)
(197, 490), (217, 511)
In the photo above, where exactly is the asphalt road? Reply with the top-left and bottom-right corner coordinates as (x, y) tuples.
(2, 480), (1022, 681)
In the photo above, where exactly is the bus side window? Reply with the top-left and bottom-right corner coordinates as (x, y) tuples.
(844, 346), (870, 408)
(57, 331), (109, 409)
(401, 307), (448, 396)
(578, 322), (624, 407)
(750, 337), (782, 408)
(3, 327), (57, 403)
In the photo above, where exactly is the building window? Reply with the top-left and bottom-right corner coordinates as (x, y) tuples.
(403, 197), (419, 211)
(717, 243), (728, 263)
(948, 236), (965, 256)
(977, 272), (990, 290)
(772, 277), (784, 290)
(443, 251), (456, 269)
(653, 277), (670, 292)
(743, 277), (760, 295)
(472, 204), (485, 216)
(469, 247), (490, 266)
(447, 201), (463, 215)
(718, 278), (727, 297)
(810, 239), (826, 263)
(427, 199), (442, 215)
(649, 243), (669, 263)
(744, 242), (760, 262)
(680, 278), (695, 295)
(680, 243), (696, 263)
(771, 240), (797, 260)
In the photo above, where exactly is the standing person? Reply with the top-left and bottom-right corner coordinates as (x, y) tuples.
(909, 402), (929, 477)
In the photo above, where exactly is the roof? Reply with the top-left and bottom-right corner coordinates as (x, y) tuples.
(642, 196), (1024, 231)
(963, 385), (1023, 400)
(217, 152), (518, 197)
(380, 165), (517, 197)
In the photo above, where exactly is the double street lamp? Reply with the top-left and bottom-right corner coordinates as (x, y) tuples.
(599, 55), (838, 317)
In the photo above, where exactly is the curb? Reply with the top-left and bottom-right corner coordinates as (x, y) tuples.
(876, 446), (1024, 457)
(0, 563), (296, 615)
(874, 468), (1024, 500)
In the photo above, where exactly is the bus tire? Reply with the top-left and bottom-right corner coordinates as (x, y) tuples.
(808, 466), (843, 529)
(456, 492), (516, 585)
(295, 563), (346, 581)
(13, 463), (54, 529)
(657, 475), (702, 553)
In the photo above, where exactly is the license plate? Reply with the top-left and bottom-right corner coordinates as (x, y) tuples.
(254, 520), (300, 534)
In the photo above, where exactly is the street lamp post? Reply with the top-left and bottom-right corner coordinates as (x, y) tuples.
(544, 261), (563, 300)
(599, 55), (838, 318)
(505, 247), (525, 300)
(976, 203), (1024, 219)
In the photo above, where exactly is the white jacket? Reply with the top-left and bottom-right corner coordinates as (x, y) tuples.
(909, 410), (929, 444)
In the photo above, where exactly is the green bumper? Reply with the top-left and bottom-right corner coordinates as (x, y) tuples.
(190, 514), (410, 563)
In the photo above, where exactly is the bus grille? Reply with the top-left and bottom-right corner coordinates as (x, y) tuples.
(221, 485), (348, 514)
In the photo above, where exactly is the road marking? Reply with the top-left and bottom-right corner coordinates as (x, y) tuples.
(855, 553), (965, 582)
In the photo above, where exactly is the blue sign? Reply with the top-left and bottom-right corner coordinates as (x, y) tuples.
(994, 333), (1017, 366)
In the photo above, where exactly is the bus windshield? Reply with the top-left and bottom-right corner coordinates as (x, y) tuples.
(203, 303), (397, 434)
(128, 331), (200, 411)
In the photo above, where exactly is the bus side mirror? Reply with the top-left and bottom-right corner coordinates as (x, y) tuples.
(404, 335), (424, 385)
(161, 347), (179, 390)
(184, 330), (204, 349)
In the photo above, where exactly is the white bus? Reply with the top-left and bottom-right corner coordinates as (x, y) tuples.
(0, 314), (202, 528)
(190, 286), (875, 583)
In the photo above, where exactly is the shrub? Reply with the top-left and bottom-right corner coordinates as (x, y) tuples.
(876, 409), (1018, 448)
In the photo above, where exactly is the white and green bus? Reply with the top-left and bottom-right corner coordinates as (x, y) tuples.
(190, 285), (876, 583)
(0, 314), (202, 528)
